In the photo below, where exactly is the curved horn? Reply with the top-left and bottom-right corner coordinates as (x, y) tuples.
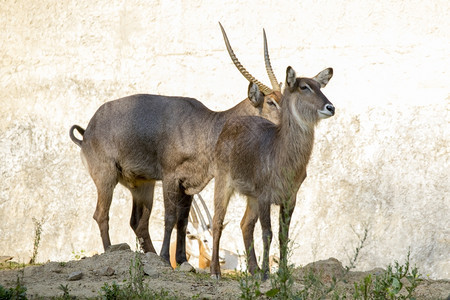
(263, 29), (281, 92)
(196, 194), (212, 228)
(219, 22), (273, 95)
(192, 197), (208, 232)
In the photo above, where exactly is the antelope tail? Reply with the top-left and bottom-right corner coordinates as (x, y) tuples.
(69, 125), (85, 147)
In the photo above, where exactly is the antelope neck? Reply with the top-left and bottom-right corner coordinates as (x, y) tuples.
(274, 95), (316, 174)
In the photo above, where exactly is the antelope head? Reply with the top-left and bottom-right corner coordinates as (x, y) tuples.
(285, 66), (335, 126)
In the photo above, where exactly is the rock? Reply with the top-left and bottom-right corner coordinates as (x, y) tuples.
(68, 271), (83, 281)
(145, 252), (172, 269)
(46, 262), (64, 273)
(177, 262), (196, 273)
(143, 264), (159, 278)
(301, 258), (345, 283)
(94, 267), (115, 276)
(107, 243), (131, 252)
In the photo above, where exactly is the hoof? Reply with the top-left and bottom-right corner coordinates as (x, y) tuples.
(210, 274), (221, 280)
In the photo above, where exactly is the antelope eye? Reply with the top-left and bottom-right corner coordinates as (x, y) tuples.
(267, 100), (276, 107)
(300, 85), (309, 91)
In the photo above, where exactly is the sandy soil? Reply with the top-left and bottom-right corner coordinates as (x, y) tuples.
(0, 246), (449, 299)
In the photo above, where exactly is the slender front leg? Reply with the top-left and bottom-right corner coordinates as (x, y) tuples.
(240, 197), (260, 275)
(211, 174), (233, 279)
(258, 199), (272, 280)
(278, 170), (303, 264)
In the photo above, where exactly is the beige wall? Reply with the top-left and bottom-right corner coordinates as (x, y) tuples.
(0, 0), (448, 279)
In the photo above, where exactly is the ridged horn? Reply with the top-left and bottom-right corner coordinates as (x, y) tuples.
(263, 29), (281, 92)
(219, 22), (273, 95)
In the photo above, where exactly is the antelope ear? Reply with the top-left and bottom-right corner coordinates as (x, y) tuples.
(286, 66), (297, 90)
(248, 82), (264, 107)
(313, 68), (333, 88)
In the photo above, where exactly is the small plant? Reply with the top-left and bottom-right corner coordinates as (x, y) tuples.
(70, 249), (86, 260)
(99, 281), (176, 300)
(98, 239), (178, 299)
(297, 227), (369, 299)
(29, 217), (44, 264)
(58, 283), (72, 299)
(266, 197), (296, 299)
(0, 273), (27, 300)
(346, 227), (369, 273)
(238, 263), (263, 299)
(128, 246), (145, 295)
(0, 261), (26, 271)
(100, 281), (126, 300)
(353, 250), (422, 300)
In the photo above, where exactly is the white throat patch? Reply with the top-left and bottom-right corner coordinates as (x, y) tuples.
(290, 100), (308, 131)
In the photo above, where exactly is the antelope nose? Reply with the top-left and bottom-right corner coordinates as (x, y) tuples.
(326, 104), (335, 115)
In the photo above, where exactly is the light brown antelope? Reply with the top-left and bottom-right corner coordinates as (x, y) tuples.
(69, 23), (282, 267)
(210, 65), (335, 279)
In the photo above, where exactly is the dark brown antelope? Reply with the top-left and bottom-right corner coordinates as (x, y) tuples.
(210, 65), (335, 279)
(69, 23), (282, 267)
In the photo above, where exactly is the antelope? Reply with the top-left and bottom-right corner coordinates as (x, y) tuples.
(210, 65), (335, 279)
(69, 23), (282, 267)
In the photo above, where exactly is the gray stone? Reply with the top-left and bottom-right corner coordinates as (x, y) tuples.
(177, 262), (196, 273)
(143, 264), (159, 278)
(145, 252), (171, 269)
(94, 267), (115, 276)
(102, 267), (115, 276)
(106, 243), (131, 252)
(68, 271), (83, 281)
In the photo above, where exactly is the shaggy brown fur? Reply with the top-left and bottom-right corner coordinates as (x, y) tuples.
(211, 66), (335, 279)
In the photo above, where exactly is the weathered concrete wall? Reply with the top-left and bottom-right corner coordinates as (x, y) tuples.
(0, 0), (448, 279)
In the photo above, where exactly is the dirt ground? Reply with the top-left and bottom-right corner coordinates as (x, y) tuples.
(0, 246), (449, 299)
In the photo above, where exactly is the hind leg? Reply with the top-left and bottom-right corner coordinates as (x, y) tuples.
(91, 164), (118, 252)
(175, 192), (193, 265)
(130, 181), (156, 253)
